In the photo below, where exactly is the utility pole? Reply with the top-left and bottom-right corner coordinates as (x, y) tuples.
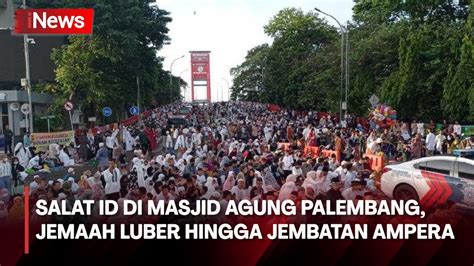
(170, 55), (185, 101)
(136, 76), (141, 121)
(345, 25), (350, 116)
(314, 8), (346, 123)
(23, 0), (33, 133)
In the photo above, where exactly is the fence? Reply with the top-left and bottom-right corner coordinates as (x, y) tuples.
(363, 153), (385, 172)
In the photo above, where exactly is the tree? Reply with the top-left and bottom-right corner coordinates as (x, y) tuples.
(231, 8), (339, 110)
(231, 3), (472, 122)
(32, 0), (180, 125)
(230, 44), (269, 101)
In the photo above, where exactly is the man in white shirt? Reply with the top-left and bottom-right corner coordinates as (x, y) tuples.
(28, 154), (41, 169)
(122, 127), (135, 152)
(29, 175), (42, 194)
(264, 124), (273, 143)
(282, 152), (294, 175)
(417, 122), (425, 136)
(453, 121), (462, 136)
(368, 138), (382, 155)
(87, 172), (102, 189)
(220, 127), (228, 142)
(58, 146), (74, 166)
(343, 164), (358, 190)
(155, 184), (175, 204)
(48, 143), (60, 159)
(192, 130), (203, 148)
(302, 124), (311, 142)
(342, 179), (364, 201)
(101, 160), (122, 200)
(231, 179), (249, 202)
(196, 168), (207, 185)
(334, 161), (348, 183)
(425, 129), (436, 156)
(435, 132), (446, 154)
(106, 129), (119, 158)
(174, 132), (186, 151)
(165, 131), (174, 154)
(291, 161), (303, 178)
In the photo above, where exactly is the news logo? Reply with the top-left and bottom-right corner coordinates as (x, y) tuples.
(14, 8), (94, 35)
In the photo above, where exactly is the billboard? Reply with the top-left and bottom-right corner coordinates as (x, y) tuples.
(31, 130), (75, 151)
(190, 51), (211, 102)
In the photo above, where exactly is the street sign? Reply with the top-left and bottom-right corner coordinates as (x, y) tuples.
(102, 107), (112, 117)
(40, 115), (56, 133)
(129, 106), (139, 116)
(64, 101), (74, 111)
(88, 117), (97, 122)
(21, 103), (30, 115)
(369, 94), (380, 107)
(10, 103), (19, 111)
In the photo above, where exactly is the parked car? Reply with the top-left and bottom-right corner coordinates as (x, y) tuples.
(381, 155), (474, 212)
(167, 115), (188, 127)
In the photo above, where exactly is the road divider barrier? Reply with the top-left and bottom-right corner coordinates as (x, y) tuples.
(303, 146), (321, 158)
(364, 153), (384, 172)
(321, 149), (341, 162)
(277, 143), (291, 152)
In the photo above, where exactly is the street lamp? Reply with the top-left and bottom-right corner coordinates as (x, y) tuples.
(22, 0), (34, 133)
(169, 55), (185, 101)
(314, 7), (346, 122)
(221, 77), (230, 102)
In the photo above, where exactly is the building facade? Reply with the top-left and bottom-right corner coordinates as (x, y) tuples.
(0, 27), (64, 135)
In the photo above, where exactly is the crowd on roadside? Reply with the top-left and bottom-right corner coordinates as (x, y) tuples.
(1, 101), (473, 224)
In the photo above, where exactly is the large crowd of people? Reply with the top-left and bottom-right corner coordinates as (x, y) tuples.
(1, 101), (473, 224)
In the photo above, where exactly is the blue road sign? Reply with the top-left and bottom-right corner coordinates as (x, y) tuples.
(102, 107), (112, 117)
(129, 106), (139, 116)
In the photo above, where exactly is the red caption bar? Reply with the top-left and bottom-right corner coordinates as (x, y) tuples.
(14, 8), (94, 35)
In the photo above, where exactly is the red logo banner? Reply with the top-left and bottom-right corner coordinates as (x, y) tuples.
(14, 8), (94, 35)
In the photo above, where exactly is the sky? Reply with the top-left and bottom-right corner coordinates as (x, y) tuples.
(156, 0), (354, 102)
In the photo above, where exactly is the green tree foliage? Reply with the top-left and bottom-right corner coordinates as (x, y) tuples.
(31, 0), (182, 125)
(230, 44), (269, 101)
(231, 8), (339, 111)
(231, 1), (473, 122)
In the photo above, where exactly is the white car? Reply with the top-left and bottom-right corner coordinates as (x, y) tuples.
(381, 155), (474, 211)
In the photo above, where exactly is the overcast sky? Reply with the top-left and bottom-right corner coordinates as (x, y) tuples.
(156, 0), (354, 101)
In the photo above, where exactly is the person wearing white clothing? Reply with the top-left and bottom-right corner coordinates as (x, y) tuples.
(342, 179), (364, 201)
(106, 129), (119, 158)
(282, 153), (294, 172)
(453, 121), (462, 136)
(28, 154), (41, 169)
(435, 132), (446, 154)
(122, 128), (135, 152)
(230, 179), (250, 202)
(302, 125), (311, 142)
(192, 131), (202, 147)
(425, 129), (436, 156)
(417, 122), (425, 136)
(14, 143), (30, 169)
(101, 161), (122, 200)
(29, 175), (42, 195)
(174, 133), (186, 150)
(48, 143), (60, 159)
(263, 125), (273, 142)
(165, 131), (174, 154)
(59, 146), (75, 166)
(0, 155), (12, 191)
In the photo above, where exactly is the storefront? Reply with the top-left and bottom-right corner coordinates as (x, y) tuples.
(0, 90), (53, 136)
